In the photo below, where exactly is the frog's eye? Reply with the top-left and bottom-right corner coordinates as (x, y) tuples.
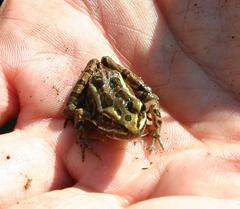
(110, 77), (121, 88)
(127, 100), (137, 113)
(92, 76), (104, 88)
(115, 90), (128, 100)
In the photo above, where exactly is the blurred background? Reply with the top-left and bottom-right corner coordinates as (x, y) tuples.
(0, 0), (3, 5)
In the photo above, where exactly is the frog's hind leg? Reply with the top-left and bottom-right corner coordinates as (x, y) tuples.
(64, 59), (99, 126)
(101, 56), (163, 152)
(147, 102), (163, 152)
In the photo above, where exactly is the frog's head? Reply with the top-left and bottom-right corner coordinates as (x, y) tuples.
(89, 70), (147, 136)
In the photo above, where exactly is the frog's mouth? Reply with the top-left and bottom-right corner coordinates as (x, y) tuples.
(86, 113), (147, 139)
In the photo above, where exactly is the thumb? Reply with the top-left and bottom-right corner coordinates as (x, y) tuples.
(0, 63), (19, 126)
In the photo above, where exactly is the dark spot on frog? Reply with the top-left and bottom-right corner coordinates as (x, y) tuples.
(141, 104), (146, 111)
(116, 108), (122, 116)
(100, 92), (113, 108)
(115, 89), (128, 100)
(110, 77), (121, 88)
(137, 84), (145, 91)
(141, 167), (148, 170)
(6, 155), (11, 160)
(92, 75), (104, 88)
(77, 79), (86, 85)
(127, 101), (137, 113)
(115, 91), (121, 98)
(125, 115), (132, 121)
(139, 91), (148, 100)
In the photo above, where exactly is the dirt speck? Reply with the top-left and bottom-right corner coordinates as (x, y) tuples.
(206, 151), (211, 156)
(52, 85), (60, 96)
(24, 177), (32, 190)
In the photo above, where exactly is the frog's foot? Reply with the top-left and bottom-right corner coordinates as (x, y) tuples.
(79, 137), (102, 162)
(148, 133), (164, 153)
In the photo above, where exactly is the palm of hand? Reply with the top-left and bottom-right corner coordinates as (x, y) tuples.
(0, 1), (239, 208)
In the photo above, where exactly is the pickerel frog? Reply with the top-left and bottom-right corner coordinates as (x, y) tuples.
(64, 56), (162, 161)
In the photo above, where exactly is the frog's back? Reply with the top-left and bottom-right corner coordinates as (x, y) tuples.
(88, 68), (147, 137)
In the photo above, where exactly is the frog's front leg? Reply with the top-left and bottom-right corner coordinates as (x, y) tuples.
(64, 59), (99, 126)
(74, 108), (101, 162)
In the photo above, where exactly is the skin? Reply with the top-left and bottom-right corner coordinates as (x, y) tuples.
(0, 0), (239, 208)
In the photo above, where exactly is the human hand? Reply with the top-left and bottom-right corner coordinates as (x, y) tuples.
(0, 0), (239, 208)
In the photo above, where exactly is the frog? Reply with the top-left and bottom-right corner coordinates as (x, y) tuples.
(64, 56), (162, 161)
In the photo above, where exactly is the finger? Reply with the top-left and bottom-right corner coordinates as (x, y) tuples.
(152, 51), (240, 143)
(0, 0), (117, 124)
(149, 146), (240, 198)
(8, 188), (125, 209)
(0, 119), (73, 208)
(127, 196), (240, 209)
(0, 65), (19, 126)
(8, 191), (240, 209)
(154, 0), (240, 142)
(158, 0), (240, 97)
